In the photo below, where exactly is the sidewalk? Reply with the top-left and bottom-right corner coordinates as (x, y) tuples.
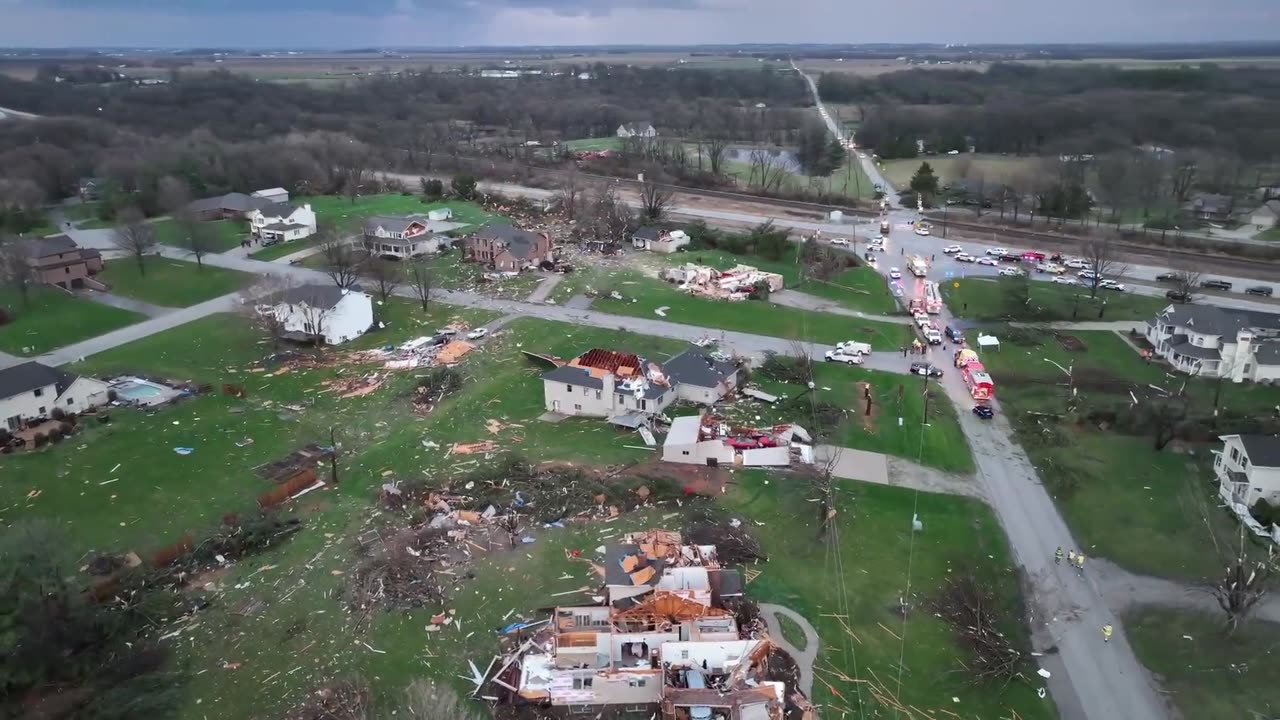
(76, 289), (173, 318)
(769, 289), (911, 325)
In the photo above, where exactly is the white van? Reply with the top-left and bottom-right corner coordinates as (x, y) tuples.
(837, 341), (872, 356)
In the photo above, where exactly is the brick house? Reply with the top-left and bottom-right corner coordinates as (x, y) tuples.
(12, 235), (104, 289)
(463, 223), (552, 271)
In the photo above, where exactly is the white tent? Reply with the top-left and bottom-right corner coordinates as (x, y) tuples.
(977, 334), (1000, 351)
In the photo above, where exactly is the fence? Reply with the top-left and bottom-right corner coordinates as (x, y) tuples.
(257, 468), (319, 509)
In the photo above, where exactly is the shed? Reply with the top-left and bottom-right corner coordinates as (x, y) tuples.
(662, 416), (734, 466)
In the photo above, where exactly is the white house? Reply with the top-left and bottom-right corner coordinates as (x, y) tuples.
(250, 202), (317, 245)
(269, 285), (373, 345)
(426, 208), (452, 222)
(251, 187), (290, 204)
(542, 348), (676, 420)
(1, 362), (111, 430)
(662, 415), (735, 467)
(361, 215), (453, 259)
(631, 227), (690, 254)
(1144, 304), (1280, 382)
(1214, 434), (1280, 508)
(616, 122), (657, 139)
(1250, 200), (1280, 231)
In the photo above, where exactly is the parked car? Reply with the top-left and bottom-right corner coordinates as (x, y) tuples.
(976, 257), (998, 267)
(910, 362), (944, 378)
(1200, 279), (1233, 291)
(1064, 258), (1087, 269)
(1077, 270), (1100, 281)
(1155, 272), (1178, 283)
(1036, 262), (1065, 274)
(466, 327), (489, 340)
(943, 244), (963, 254)
(824, 350), (864, 365)
(1099, 279), (1126, 292)
(972, 404), (995, 419)
(889, 268), (902, 280)
(945, 326), (965, 343)
(998, 267), (1025, 277)
(1051, 275), (1079, 285)
(1246, 285), (1274, 297)
(836, 341), (872, 356)
(830, 237), (849, 246)
(986, 247), (1008, 256)
(1165, 290), (1192, 303)
(954, 253), (977, 263)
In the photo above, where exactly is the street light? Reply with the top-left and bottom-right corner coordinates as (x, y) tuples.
(1044, 358), (1076, 400)
(942, 200), (949, 239)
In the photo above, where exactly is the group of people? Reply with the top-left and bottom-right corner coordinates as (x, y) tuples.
(1056, 546), (1114, 644)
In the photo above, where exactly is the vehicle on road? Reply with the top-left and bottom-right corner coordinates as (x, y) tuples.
(889, 267), (901, 280)
(986, 247), (1008, 256)
(1200, 279), (1233, 291)
(1021, 250), (1047, 262)
(915, 315), (932, 329)
(1155, 272), (1178, 283)
(1064, 258), (1087, 269)
(880, 219), (891, 235)
(942, 244), (963, 254)
(1078, 269), (1100, 281)
(1166, 290), (1193, 302)
(1051, 275), (1079, 285)
(976, 257), (998, 266)
(914, 225), (931, 236)
(945, 326), (965, 344)
(829, 237), (849, 246)
(836, 341), (872, 356)
(972, 404), (995, 419)
(867, 238), (885, 251)
(998, 267), (1025, 277)
(923, 327), (943, 345)
(824, 350), (864, 365)
(1246, 285), (1274, 297)
(1099, 279), (1126, 292)
(466, 327), (489, 340)
(1036, 263), (1066, 274)
(907, 255), (929, 277)
(858, 152), (867, 159)
(910, 362), (944, 377)
(954, 253), (976, 263)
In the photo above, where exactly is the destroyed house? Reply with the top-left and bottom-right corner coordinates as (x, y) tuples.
(543, 348), (676, 420)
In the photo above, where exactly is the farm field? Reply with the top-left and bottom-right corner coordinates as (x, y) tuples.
(880, 154), (1043, 189)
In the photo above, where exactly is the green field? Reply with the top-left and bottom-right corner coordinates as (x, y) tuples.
(153, 217), (247, 253)
(593, 274), (914, 350)
(0, 286), (145, 356)
(97, 258), (253, 307)
(694, 145), (876, 200)
(563, 136), (623, 151)
(1127, 608), (1280, 720)
(62, 202), (102, 222)
(943, 277), (1169, 322)
(881, 154), (1043, 190)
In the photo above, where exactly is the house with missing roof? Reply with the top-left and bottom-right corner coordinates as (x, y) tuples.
(1144, 304), (1280, 382)
(631, 227), (690, 254)
(664, 349), (741, 405)
(481, 529), (809, 720)
(463, 223), (552, 271)
(1, 361), (111, 431)
(1213, 434), (1280, 544)
(265, 284), (373, 346)
(361, 215), (454, 259)
(250, 202), (317, 245)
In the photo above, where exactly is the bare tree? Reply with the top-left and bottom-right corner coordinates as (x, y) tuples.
(407, 259), (434, 312)
(638, 180), (673, 222)
(748, 149), (788, 193)
(1136, 395), (1188, 451)
(321, 228), (363, 289)
(1170, 161), (1198, 204)
(1170, 267), (1201, 303)
(584, 185), (632, 247)
(174, 208), (217, 269)
(1080, 236), (1129, 301)
(156, 175), (190, 217)
(113, 206), (157, 276)
(555, 171), (582, 221)
(238, 274), (297, 351)
(706, 135), (730, 176)
(366, 257), (404, 303)
(1212, 537), (1276, 634)
(0, 236), (37, 308)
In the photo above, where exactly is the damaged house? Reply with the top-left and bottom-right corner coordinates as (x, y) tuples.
(663, 416), (812, 468)
(660, 264), (785, 301)
(480, 531), (809, 720)
(265, 285), (374, 346)
(361, 215), (454, 260)
(464, 223), (553, 272)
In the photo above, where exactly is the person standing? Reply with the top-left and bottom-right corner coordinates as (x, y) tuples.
(1067, 549), (1077, 566)
(1055, 547), (1064, 565)
(1102, 624), (1113, 643)
(1076, 553), (1086, 575)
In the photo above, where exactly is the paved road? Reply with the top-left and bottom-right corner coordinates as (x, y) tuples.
(758, 603), (819, 697)
(1093, 558), (1280, 625)
(76, 289), (173, 318)
(770, 289), (911, 324)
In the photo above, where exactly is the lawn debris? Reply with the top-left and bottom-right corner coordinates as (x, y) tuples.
(929, 571), (1031, 687)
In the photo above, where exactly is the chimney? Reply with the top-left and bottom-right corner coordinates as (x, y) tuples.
(601, 372), (615, 402)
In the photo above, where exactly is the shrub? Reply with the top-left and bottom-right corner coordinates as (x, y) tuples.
(51, 407), (66, 421)
(32, 432), (48, 447)
(46, 426), (64, 442)
(0, 307), (10, 326)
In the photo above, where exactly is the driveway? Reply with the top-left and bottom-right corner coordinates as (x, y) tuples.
(75, 289), (173, 318)
(758, 603), (818, 697)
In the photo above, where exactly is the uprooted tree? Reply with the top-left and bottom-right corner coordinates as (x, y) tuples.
(930, 571), (1029, 687)
(1211, 537), (1277, 633)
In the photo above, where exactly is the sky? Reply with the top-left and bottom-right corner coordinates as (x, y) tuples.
(0, 0), (1275, 48)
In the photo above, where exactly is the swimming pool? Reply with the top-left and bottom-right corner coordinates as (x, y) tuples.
(111, 378), (177, 406)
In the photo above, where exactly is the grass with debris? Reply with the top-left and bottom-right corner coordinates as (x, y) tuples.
(1126, 608), (1280, 720)
(97, 258), (254, 307)
(0, 285), (146, 356)
(722, 473), (1052, 718)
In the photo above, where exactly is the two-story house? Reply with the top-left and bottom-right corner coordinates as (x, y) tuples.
(266, 285), (374, 346)
(361, 215), (453, 259)
(13, 235), (104, 289)
(250, 202), (317, 245)
(616, 122), (657, 139)
(543, 349), (676, 420)
(463, 223), (552, 272)
(1214, 434), (1280, 509)
(1, 361), (111, 431)
(1144, 304), (1280, 382)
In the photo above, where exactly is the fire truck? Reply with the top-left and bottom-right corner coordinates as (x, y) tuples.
(923, 281), (943, 314)
(954, 349), (995, 401)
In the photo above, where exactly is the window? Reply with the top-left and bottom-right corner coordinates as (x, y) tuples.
(38, 407), (46, 415)
(571, 677), (594, 690)
(627, 677), (647, 688)
(639, 399), (647, 410)
(66, 398), (74, 405)
(574, 404), (581, 411)
(583, 386), (589, 396)
(682, 451), (690, 456)
(1230, 447), (1240, 462)
(566, 384), (573, 392)
(595, 390), (602, 400)
(680, 650), (689, 659)
(33, 388), (43, 397)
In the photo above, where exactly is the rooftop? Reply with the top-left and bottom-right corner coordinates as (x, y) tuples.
(1233, 434), (1280, 468)
(664, 350), (738, 389)
(1157, 304), (1280, 338)
(278, 284), (349, 310)
(0, 361), (78, 401)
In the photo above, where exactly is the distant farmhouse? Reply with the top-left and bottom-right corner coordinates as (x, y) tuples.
(616, 121), (658, 139)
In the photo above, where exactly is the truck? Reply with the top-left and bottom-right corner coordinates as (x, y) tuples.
(907, 255), (929, 278)
(879, 219), (891, 236)
(923, 281), (943, 314)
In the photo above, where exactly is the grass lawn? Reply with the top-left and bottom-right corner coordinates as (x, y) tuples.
(723, 474), (1051, 718)
(153, 218), (246, 253)
(943, 277), (1169, 322)
(713, 151), (876, 201)
(593, 274), (914, 350)
(0, 286), (145, 356)
(1127, 608), (1279, 720)
(979, 328), (1280, 580)
(301, 250), (545, 300)
(76, 218), (115, 229)
(881, 154), (1043, 190)
(97, 258), (253, 307)
(564, 136), (622, 151)
(62, 202), (101, 222)
(1256, 226), (1280, 242)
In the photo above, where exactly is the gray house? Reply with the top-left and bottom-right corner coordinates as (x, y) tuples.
(542, 348), (676, 420)
(664, 350), (741, 405)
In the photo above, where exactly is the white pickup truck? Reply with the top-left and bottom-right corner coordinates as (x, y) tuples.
(836, 341), (872, 356)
